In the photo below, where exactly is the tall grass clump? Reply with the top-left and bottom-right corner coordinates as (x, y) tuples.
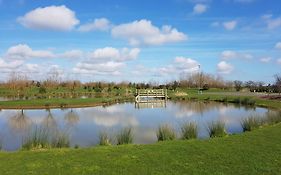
(265, 111), (281, 125)
(241, 97), (256, 106)
(99, 131), (111, 146)
(180, 122), (198, 140)
(207, 121), (227, 138)
(156, 124), (176, 141)
(232, 97), (241, 104)
(22, 126), (50, 150)
(51, 131), (70, 148)
(116, 127), (133, 145)
(241, 115), (262, 132)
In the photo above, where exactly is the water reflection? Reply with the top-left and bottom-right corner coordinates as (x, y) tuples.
(42, 109), (57, 130)
(0, 101), (272, 151)
(64, 109), (80, 127)
(135, 100), (166, 109)
(8, 110), (32, 134)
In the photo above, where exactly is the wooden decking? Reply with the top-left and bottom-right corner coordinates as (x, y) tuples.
(135, 89), (168, 103)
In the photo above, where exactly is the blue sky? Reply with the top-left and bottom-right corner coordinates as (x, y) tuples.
(0, 0), (280, 83)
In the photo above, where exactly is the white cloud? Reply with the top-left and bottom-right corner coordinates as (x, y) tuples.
(275, 42), (281, 49)
(220, 50), (253, 60)
(260, 57), (271, 63)
(111, 19), (187, 46)
(59, 50), (83, 59)
(17, 5), (79, 31)
(262, 15), (281, 30)
(193, 4), (208, 14)
(20, 63), (41, 73)
(5, 44), (55, 60)
(72, 47), (139, 76)
(223, 20), (237, 30)
(217, 61), (234, 74)
(87, 47), (140, 62)
(277, 58), (281, 65)
(78, 18), (111, 32)
(221, 50), (237, 60)
(73, 61), (125, 76)
(152, 57), (199, 77)
(0, 58), (24, 72)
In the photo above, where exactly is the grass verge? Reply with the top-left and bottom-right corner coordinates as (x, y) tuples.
(0, 124), (280, 174)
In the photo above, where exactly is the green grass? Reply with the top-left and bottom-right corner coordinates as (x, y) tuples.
(156, 124), (176, 141)
(180, 122), (198, 140)
(0, 124), (280, 174)
(207, 121), (227, 138)
(169, 88), (281, 109)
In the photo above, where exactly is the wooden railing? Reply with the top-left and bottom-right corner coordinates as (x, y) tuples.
(135, 89), (167, 102)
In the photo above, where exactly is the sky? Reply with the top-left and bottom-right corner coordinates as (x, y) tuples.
(0, 0), (281, 83)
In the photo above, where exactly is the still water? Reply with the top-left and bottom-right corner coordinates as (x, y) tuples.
(0, 101), (270, 151)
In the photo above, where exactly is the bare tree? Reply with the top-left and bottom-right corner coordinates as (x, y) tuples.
(274, 74), (281, 95)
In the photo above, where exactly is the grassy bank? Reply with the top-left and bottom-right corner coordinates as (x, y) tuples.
(170, 88), (281, 109)
(0, 96), (134, 109)
(0, 124), (280, 174)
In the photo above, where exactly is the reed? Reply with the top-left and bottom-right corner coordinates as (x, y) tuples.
(241, 115), (262, 132)
(99, 131), (111, 146)
(207, 121), (227, 138)
(180, 122), (198, 140)
(116, 127), (133, 145)
(156, 124), (176, 141)
(22, 126), (50, 150)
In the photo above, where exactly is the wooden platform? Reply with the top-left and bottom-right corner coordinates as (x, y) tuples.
(135, 89), (167, 103)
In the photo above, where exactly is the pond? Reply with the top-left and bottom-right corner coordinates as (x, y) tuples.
(0, 101), (270, 151)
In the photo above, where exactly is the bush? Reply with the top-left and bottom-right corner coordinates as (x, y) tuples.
(180, 122), (198, 140)
(207, 121), (227, 138)
(156, 124), (176, 141)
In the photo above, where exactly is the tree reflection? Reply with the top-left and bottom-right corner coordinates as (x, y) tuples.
(42, 109), (57, 131)
(8, 110), (32, 133)
(64, 109), (79, 127)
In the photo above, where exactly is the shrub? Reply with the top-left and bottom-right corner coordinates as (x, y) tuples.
(116, 127), (133, 145)
(180, 122), (198, 140)
(207, 121), (227, 138)
(156, 124), (176, 141)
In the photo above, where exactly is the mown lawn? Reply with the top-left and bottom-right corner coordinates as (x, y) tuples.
(0, 124), (280, 175)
